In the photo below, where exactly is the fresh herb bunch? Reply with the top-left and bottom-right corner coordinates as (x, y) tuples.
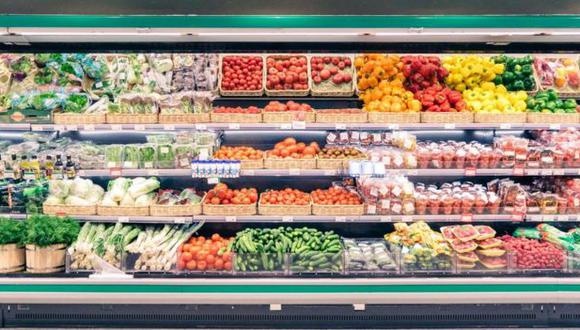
(0, 218), (25, 246)
(23, 215), (80, 247)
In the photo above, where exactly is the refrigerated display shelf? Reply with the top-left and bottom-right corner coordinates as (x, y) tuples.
(76, 168), (580, 177)
(0, 213), (560, 223)
(23, 122), (580, 132)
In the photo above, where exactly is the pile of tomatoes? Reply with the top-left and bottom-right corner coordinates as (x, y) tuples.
(205, 183), (258, 205)
(266, 137), (319, 159)
(264, 100), (313, 112)
(220, 55), (263, 92)
(310, 56), (353, 86)
(316, 108), (364, 114)
(266, 56), (309, 91)
(311, 187), (363, 205)
(260, 188), (311, 205)
(500, 235), (565, 270)
(213, 146), (264, 161)
(177, 234), (234, 272)
(213, 106), (261, 114)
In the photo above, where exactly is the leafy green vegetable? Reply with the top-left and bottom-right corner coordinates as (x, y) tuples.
(0, 218), (25, 246)
(139, 145), (157, 169)
(23, 214), (80, 247)
(157, 144), (175, 168)
(34, 67), (55, 85)
(105, 145), (124, 168)
(63, 93), (90, 113)
(123, 145), (140, 168)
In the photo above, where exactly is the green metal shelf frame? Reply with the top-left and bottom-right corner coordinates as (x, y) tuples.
(0, 14), (579, 29)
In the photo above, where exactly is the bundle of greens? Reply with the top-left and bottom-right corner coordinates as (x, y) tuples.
(0, 218), (25, 246)
(62, 93), (91, 113)
(22, 214), (80, 248)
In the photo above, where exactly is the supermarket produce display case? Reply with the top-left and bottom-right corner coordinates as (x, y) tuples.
(0, 1), (578, 328)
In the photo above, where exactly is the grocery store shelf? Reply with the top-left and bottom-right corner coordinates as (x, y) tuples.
(77, 168), (580, 177)
(27, 122), (580, 132)
(4, 213), (572, 223)
(1, 277), (580, 305)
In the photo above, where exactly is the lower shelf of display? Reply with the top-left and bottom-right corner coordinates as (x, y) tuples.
(76, 168), (580, 177)
(1, 277), (580, 305)
(22, 122), (580, 131)
(2, 213), (572, 223)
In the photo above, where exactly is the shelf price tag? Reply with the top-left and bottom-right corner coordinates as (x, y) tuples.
(225, 216), (237, 222)
(367, 205), (376, 214)
(54, 125), (65, 131)
(118, 217), (130, 223)
(510, 212), (524, 222)
(77, 170), (86, 177)
(335, 123), (347, 130)
(110, 124), (123, 131)
(549, 124), (561, 130)
(163, 124), (175, 131)
(288, 168), (301, 176)
(406, 169), (418, 176)
(528, 215), (542, 222)
(243, 169), (255, 176)
(282, 216), (294, 222)
(323, 170), (336, 176)
(134, 124), (146, 131)
(388, 124), (399, 130)
(460, 213), (473, 222)
(83, 124), (95, 131)
(228, 123), (241, 130)
(526, 169), (539, 176)
(207, 177), (219, 185)
(146, 169), (160, 176)
(195, 124), (207, 130)
(66, 125), (78, 131)
(379, 216), (392, 223)
(401, 216), (413, 222)
(553, 169), (565, 176)
(174, 217), (186, 224)
(464, 167), (476, 176)
(556, 215), (569, 222)
(541, 169), (553, 176)
(335, 216), (347, 222)
(444, 123), (456, 130)
(292, 121), (306, 130)
(109, 168), (122, 177)
(279, 123), (292, 130)
(513, 165), (525, 176)
(31, 125), (44, 131)
(499, 123), (512, 130)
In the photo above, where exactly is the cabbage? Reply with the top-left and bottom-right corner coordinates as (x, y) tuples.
(64, 195), (92, 206)
(89, 184), (105, 199)
(45, 195), (63, 205)
(49, 180), (70, 199)
(135, 193), (156, 206)
(100, 193), (117, 206)
(109, 178), (131, 202)
(69, 177), (92, 198)
(128, 177), (160, 199)
(120, 193), (135, 206)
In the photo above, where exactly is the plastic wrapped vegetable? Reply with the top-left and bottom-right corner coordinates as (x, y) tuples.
(135, 193), (157, 206)
(122, 145), (140, 169)
(139, 144), (157, 169)
(105, 145), (124, 168)
(178, 188), (203, 204)
(157, 144), (175, 168)
(63, 93), (90, 113)
(127, 177), (160, 199)
(48, 180), (72, 199)
(174, 145), (193, 169)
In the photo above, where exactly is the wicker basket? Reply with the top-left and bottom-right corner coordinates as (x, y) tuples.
(218, 54), (265, 96)
(264, 54), (310, 97)
(202, 202), (257, 216)
(150, 203), (202, 217)
(262, 111), (315, 123)
(97, 205), (150, 216)
(316, 157), (365, 170)
(211, 112), (262, 123)
(310, 54), (356, 97)
(158, 113), (210, 124)
(527, 112), (579, 124)
(53, 113), (106, 125)
(312, 203), (365, 216)
(367, 112), (420, 123)
(421, 112), (474, 123)
(474, 112), (527, 123)
(258, 198), (312, 216)
(106, 114), (158, 124)
(264, 157), (316, 169)
(315, 111), (368, 123)
(240, 159), (264, 170)
(43, 203), (97, 216)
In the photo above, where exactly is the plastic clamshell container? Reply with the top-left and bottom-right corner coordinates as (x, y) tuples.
(399, 246), (455, 275)
(456, 251), (511, 275)
(233, 253), (287, 275)
(288, 251), (344, 275)
(65, 250), (97, 274)
(343, 238), (399, 276)
(175, 250), (234, 275)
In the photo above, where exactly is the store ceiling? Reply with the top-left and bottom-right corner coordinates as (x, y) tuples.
(0, 0), (579, 15)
